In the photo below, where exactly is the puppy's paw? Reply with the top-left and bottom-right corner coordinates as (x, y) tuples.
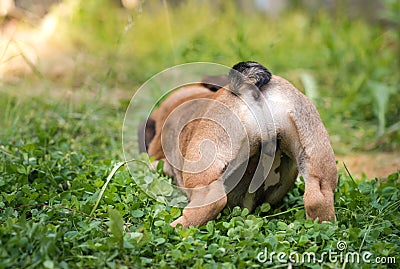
(304, 191), (336, 222)
(170, 216), (186, 228)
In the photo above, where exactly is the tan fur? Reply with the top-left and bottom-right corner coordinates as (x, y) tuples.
(144, 75), (337, 228)
(265, 77), (337, 221)
(147, 84), (214, 160)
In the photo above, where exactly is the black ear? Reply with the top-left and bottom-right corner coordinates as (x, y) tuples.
(229, 61), (272, 92)
(138, 118), (156, 153)
(201, 75), (230, 92)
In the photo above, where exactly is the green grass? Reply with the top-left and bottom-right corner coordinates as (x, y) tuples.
(1, 0), (400, 268)
(0, 98), (399, 268)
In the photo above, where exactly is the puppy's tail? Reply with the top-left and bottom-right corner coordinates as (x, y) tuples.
(229, 61), (272, 94)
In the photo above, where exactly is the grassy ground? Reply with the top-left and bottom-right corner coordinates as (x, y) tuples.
(1, 1), (399, 268)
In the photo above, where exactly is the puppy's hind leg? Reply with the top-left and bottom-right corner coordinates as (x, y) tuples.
(288, 112), (338, 222)
(295, 144), (337, 222)
(171, 180), (227, 228)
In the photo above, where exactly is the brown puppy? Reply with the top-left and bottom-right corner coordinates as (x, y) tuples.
(139, 62), (337, 228)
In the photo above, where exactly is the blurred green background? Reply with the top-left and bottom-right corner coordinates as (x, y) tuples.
(1, 0), (399, 169)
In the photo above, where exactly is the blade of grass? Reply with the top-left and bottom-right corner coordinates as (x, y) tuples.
(343, 162), (359, 191)
(90, 159), (153, 216)
(265, 206), (304, 218)
(358, 199), (400, 253)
